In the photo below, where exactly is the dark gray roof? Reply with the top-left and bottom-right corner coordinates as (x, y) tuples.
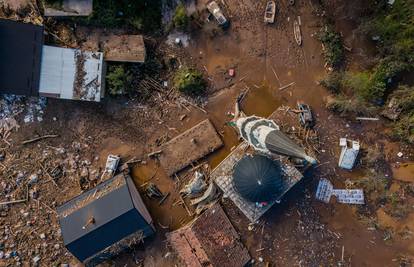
(57, 174), (154, 262)
(0, 19), (43, 96)
(59, 185), (134, 244)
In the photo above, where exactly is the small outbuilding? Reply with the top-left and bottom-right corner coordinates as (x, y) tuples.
(57, 173), (155, 266)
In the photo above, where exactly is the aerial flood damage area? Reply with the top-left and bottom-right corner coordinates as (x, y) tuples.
(0, 0), (413, 266)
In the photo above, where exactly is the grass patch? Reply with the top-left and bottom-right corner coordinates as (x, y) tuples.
(106, 65), (132, 95)
(349, 0), (414, 102)
(172, 3), (189, 30)
(319, 71), (344, 94)
(174, 67), (206, 95)
(385, 191), (411, 218)
(354, 174), (389, 205)
(325, 95), (377, 116)
(43, 0), (63, 8)
(388, 86), (414, 143)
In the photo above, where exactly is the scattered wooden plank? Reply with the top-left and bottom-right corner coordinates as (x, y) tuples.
(355, 117), (379, 121)
(279, 82), (295, 91)
(22, 134), (59, 145)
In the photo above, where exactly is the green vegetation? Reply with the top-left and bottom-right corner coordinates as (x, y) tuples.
(354, 0), (414, 101)
(325, 95), (377, 116)
(390, 87), (414, 143)
(80, 0), (161, 32)
(172, 3), (189, 30)
(319, 72), (344, 94)
(174, 68), (206, 95)
(318, 26), (345, 68)
(106, 65), (132, 95)
(43, 0), (63, 8)
(321, 1), (414, 143)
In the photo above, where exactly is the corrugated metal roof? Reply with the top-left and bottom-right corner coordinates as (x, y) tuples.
(39, 45), (104, 102)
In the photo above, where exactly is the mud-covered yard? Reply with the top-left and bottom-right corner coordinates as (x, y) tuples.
(0, 0), (413, 266)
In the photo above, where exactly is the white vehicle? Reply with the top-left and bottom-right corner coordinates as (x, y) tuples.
(207, 1), (229, 28)
(264, 1), (276, 24)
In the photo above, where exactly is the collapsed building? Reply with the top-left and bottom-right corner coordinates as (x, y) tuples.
(168, 203), (251, 267)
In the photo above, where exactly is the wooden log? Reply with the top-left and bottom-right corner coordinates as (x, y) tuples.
(22, 134), (59, 145)
(279, 82), (295, 91)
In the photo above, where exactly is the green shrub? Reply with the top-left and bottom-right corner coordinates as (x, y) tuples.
(389, 86), (414, 111)
(318, 26), (345, 68)
(82, 0), (161, 32)
(320, 72), (344, 94)
(106, 65), (132, 95)
(325, 95), (376, 116)
(43, 0), (63, 8)
(355, 0), (414, 102)
(174, 68), (206, 95)
(172, 3), (189, 30)
(391, 113), (414, 144)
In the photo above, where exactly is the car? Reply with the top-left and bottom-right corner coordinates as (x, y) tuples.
(297, 102), (314, 128)
(207, 1), (229, 28)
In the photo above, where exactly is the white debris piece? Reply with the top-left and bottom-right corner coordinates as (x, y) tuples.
(315, 178), (364, 205)
(338, 138), (360, 170)
(333, 189), (364, 204)
(180, 171), (207, 197)
(105, 155), (120, 175)
(315, 178), (334, 203)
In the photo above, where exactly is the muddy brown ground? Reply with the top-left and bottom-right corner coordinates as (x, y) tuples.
(1, 0), (413, 266)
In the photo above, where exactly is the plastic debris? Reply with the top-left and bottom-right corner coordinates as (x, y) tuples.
(180, 171), (207, 196)
(316, 178), (364, 205)
(28, 174), (38, 185)
(105, 155), (120, 175)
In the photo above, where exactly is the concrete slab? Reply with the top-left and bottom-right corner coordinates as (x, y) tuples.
(44, 0), (93, 17)
(159, 119), (223, 176)
(167, 203), (250, 267)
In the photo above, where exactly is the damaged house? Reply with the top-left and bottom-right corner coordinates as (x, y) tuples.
(0, 19), (105, 102)
(57, 173), (155, 266)
(168, 203), (251, 267)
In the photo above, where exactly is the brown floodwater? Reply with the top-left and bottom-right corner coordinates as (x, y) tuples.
(126, 1), (413, 264)
(392, 162), (414, 182)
